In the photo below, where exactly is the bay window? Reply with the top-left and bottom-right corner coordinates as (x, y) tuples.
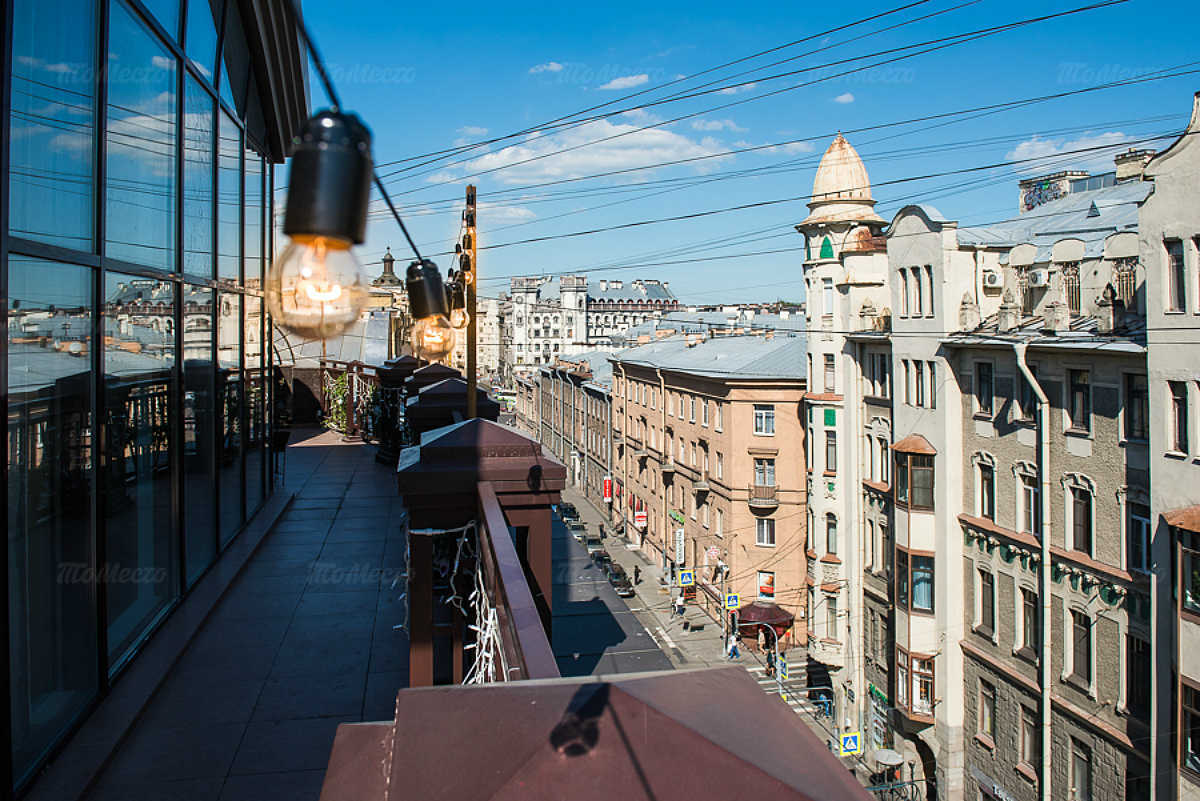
(895, 453), (934, 510)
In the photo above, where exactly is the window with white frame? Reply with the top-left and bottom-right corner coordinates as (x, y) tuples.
(715, 402), (723, 431)
(689, 396), (696, 422)
(756, 518), (776, 547)
(977, 568), (995, 636)
(823, 278), (834, 316)
(1127, 502), (1150, 573)
(1069, 609), (1092, 686)
(978, 461), (995, 521)
(826, 514), (838, 554)
(1071, 485), (1093, 554)
(701, 399), (709, 427)
(879, 439), (889, 483)
(1017, 469), (1040, 535)
(1071, 739), (1093, 801)
(754, 458), (776, 486)
(754, 404), (775, 435)
(716, 452), (724, 479)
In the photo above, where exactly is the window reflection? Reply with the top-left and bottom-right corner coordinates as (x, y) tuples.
(217, 112), (241, 284)
(218, 293), (243, 543)
(8, 257), (99, 784)
(9, 0), (96, 249)
(183, 76), (214, 276)
(184, 0), (220, 81)
(183, 287), (217, 584)
(106, 0), (177, 271)
(244, 154), (264, 290)
(139, 0), (180, 40)
(245, 296), (265, 514)
(103, 273), (178, 666)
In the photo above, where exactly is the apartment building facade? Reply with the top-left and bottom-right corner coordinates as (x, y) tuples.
(610, 335), (809, 637)
(796, 99), (1199, 800)
(1142, 93), (1200, 801)
(505, 275), (678, 368)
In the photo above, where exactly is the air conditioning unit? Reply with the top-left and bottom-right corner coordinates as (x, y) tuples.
(1029, 268), (1050, 288)
(982, 271), (1002, 289)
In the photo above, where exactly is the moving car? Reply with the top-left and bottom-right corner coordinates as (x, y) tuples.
(567, 522), (587, 542)
(558, 502), (579, 522)
(584, 535), (604, 556)
(607, 564), (635, 597)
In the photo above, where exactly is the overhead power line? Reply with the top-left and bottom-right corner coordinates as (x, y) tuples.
(376, 1), (1132, 194)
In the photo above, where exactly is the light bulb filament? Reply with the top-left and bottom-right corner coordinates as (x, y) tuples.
(304, 283), (344, 303)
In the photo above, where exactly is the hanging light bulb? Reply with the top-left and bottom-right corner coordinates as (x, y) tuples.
(447, 276), (469, 329)
(266, 111), (373, 339)
(406, 259), (456, 362)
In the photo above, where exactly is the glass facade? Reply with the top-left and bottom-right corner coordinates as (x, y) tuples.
(4, 0), (279, 787)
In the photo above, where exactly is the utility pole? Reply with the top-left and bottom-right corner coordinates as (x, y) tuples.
(465, 185), (478, 418)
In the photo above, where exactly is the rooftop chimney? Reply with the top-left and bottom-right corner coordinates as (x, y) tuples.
(1114, 148), (1156, 182)
(998, 289), (1021, 332)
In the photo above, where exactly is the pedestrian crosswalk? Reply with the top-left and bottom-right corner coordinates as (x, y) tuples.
(746, 665), (831, 720)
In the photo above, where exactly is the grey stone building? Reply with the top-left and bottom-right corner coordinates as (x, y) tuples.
(1141, 92), (1200, 801)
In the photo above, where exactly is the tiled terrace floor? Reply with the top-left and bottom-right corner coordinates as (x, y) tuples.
(83, 430), (410, 801)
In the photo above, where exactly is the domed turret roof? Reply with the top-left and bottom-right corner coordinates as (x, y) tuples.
(800, 134), (884, 227)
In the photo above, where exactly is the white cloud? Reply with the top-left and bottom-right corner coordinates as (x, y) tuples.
(733, 139), (815, 155)
(457, 125), (488, 137)
(691, 118), (746, 132)
(455, 119), (731, 184)
(718, 82), (756, 95)
(151, 55), (173, 70)
(480, 203), (535, 222)
(1006, 131), (1132, 175)
(529, 61), (564, 74)
(833, 92), (855, 104)
(598, 74), (649, 90)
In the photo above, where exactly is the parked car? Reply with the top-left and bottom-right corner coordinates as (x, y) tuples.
(567, 522), (587, 542)
(591, 549), (612, 572)
(584, 535), (604, 556)
(558, 502), (579, 522)
(608, 564), (635, 597)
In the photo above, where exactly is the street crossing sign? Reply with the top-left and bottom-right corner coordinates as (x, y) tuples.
(724, 593), (740, 610)
(778, 660), (789, 681)
(840, 731), (863, 756)
(678, 570), (695, 587)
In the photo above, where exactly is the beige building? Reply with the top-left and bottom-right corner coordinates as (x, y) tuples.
(610, 335), (809, 640)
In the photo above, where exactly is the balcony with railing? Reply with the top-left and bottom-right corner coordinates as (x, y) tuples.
(748, 482), (779, 510)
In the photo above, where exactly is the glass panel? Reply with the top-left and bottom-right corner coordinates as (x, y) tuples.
(244, 153), (263, 290)
(218, 293), (243, 543)
(8, 257), (99, 784)
(216, 112), (241, 284)
(9, 0), (96, 249)
(140, 0), (180, 40)
(218, 0), (249, 115)
(183, 76), (214, 277)
(106, 0), (177, 271)
(183, 286), (217, 585)
(184, 0), (220, 81)
(103, 272), (178, 666)
(245, 296), (265, 514)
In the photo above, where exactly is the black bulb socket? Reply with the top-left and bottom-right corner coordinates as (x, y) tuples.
(406, 260), (449, 320)
(284, 110), (373, 245)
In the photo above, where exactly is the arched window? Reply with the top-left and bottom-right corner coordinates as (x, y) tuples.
(826, 513), (838, 554)
(820, 236), (834, 259)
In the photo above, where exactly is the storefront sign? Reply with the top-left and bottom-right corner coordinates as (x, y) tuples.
(674, 528), (685, 564)
(634, 508), (647, 529)
(603, 476), (612, 503)
(668, 509), (685, 524)
(971, 768), (1017, 801)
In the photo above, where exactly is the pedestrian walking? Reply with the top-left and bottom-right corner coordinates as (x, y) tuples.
(633, 565), (641, 585)
(765, 648), (776, 678)
(726, 633), (740, 660)
(674, 594), (686, 618)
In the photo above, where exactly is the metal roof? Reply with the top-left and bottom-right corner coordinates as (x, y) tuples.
(612, 334), (807, 380)
(954, 180), (1150, 262)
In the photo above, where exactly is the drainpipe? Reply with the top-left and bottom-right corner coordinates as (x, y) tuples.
(1013, 342), (1051, 801)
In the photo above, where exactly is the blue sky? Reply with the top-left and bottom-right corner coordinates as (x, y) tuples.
(290, 0), (1198, 304)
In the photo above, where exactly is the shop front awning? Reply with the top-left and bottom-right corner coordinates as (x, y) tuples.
(736, 600), (795, 631)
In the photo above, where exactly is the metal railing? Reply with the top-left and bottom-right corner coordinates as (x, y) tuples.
(319, 359), (380, 440)
(748, 483), (778, 507)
